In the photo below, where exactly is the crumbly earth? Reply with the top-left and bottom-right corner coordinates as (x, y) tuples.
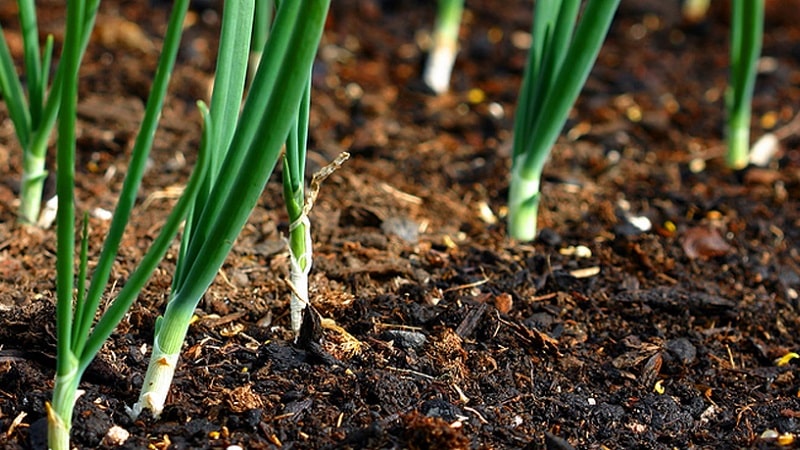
(1, 1), (800, 449)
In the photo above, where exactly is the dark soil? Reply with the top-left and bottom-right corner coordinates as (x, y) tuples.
(2, 0), (800, 448)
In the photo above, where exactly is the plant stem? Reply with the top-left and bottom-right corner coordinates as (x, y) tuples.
(726, 0), (763, 169)
(284, 77), (311, 334)
(423, 0), (463, 94)
(249, 0), (273, 84)
(48, 0), (202, 446)
(126, 296), (195, 419)
(18, 147), (47, 226)
(50, 0), (84, 445)
(47, 357), (79, 450)
(507, 0), (619, 241)
(507, 164), (541, 242)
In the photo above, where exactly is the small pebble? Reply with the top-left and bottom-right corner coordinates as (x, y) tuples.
(761, 429), (779, 440)
(102, 425), (130, 446)
(380, 216), (419, 244)
(421, 398), (464, 422)
(493, 293), (513, 314)
(749, 133), (779, 167)
(665, 337), (697, 365)
(681, 226), (733, 260)
(382, 330), (427, 350)
(537, 228), (562, 246)
(91, 207), (113, 221)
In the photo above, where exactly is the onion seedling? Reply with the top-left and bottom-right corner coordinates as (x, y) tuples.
(423, 0), (464, 94)
(49, 1), (208, 449)
(508, 0), (619, 241)
(130, 0), (331, 419)
(726, 0), (763, 169)
(0, 0), (98, 225)
(282, 78), (350, 333)
(283, 78), (312, 334)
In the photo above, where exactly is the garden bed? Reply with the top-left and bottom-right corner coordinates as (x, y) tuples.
(1, 0), (800, 448)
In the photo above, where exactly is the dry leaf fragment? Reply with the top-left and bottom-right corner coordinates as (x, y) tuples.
(681, 226), (733, 260)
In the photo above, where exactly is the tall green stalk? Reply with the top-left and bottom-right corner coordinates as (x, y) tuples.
(508, 0), (619, 241)
(0, 0), (98, 225)
(726, 0), (764, 169)
(49, 0), (83, 446)
(423, 0), (464, 94)
(49, 1), (209, 448)
(130, 0), (331, 419)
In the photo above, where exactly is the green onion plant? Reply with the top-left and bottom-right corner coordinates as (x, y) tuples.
(49, 1), (208, 449)
(0, 0), (97, 225)
(423, 0), (464, 94)
(129, 0), (331, 419)
(281, 79), (349, 334)
(508, 0), (619, 241)
(725, 0), (763, 169)
(283, 78), (312, 334)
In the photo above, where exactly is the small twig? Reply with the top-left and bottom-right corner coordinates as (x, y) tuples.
(772, 109), (800, 141)
(463, 406), (489, 424)
(284, 276), (309, 304)
(374, 322), (424, 331)
(378, 182), (423, 205)
(386, 366), (435, 380)
(442, 276), (490, 294)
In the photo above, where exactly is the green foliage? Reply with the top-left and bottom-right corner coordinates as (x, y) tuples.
(49, 1), (208, 448)
(0, 0), (97, 225)
(726, 0), (764, 169)
(508, 0), (619, 241)
(131, 0), (332, 419)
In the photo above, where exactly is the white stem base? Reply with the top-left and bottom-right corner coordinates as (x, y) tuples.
(288, 216), (312, 334)
(127, 337), (180, 419)
(423, 40), (457, 95)
(48, 364), (79, 450)
(507, 169), (541, 242)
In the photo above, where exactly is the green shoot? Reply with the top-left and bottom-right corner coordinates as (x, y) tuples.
(726, 0), (764, 170)
(282, 75), (350, 334)
(0, 0), (96, 225)
(48, 1), (209, 448)
(283, 78), (312, 334)
(130, 0), (331, 419)
(423, 0), (464, 94)
(508, 0), (619, 241)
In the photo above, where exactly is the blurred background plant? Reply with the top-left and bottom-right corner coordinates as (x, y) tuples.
(423, 0), (464, 94)
(507, 0), (619, 241)
(725, 0), (764, 169)
(0, 0), (96, 226)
